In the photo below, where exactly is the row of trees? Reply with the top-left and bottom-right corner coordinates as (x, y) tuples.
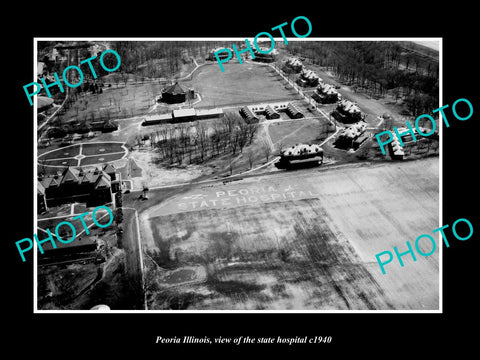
(135, 115), (259, 165)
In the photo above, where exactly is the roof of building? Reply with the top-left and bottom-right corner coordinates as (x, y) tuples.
(39, 230), (97, 252)
(338, 99), (361, 114)
(37, 96), (54, 110)
(254, 48), (279, 56)
(195, 108), (224, 117)
(48, 176), (62, 187)
(143, 113), (173, 122)
(240, 106), (258, 119)
(95, 175), (111, 189)
(37, 181), (45, 196)
(286, 57), (303, 67)
(317, 82), (339, 95)
(62, 168), (80, 183)
(40, 167), (111, 190)
(81, 171), (96, 183)
(246, 102), (289, 114)
(163, 82), (186, 95)
(102, 163), (116, 174)
(173, 108), (196, 118)
(287, 102), (302, 114)
(340, 121), (367, 139)
(281, 144), (323, 157)
(301, 69), (320, 81)
(265, 105), (278, 113)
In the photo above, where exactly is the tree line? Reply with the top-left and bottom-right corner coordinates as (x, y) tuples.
(110, 41), (232, 79)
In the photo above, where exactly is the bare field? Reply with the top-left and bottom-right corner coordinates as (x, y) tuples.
(140, 158), (439, 310)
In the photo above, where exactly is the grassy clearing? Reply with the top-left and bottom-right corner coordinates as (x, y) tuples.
(59, 82), (166, 124)
(181, 62), (303, 108)
(81, 142), (125, 156)
(39, 144), (82, 159)
(268, 118), (330, 149)
(80, 153), (126, 166)
(42, 158), (79, 167)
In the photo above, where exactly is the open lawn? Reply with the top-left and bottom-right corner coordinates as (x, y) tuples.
(59, 82), (165, 124)
(80, 153), (127, 166)
(181, 62), (303, 108)
(81, 142), (125, 156)
(268, 118), (331, 149)
(40, 144), (82, 160)
(42, 158), (79, 167)
(38, 141), (127, 168)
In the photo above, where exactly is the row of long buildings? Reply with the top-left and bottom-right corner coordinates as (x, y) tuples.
(142, 107), (224, 126)
(239, 101), (304, 123)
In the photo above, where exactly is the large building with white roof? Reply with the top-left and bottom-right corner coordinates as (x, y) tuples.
(331, 99), (364, 123)
(142, 108), (224, 126)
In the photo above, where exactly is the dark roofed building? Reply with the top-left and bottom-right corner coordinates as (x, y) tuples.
(286, 102), (304, 119)
(90, 120), (118, 133)
(102, 164), (116, 180)
(265, 105), (280, 119)
(38, 232), (98, 264)
(275, 143), (324, 169)
(38, 165), (117, 211)
(239, 106), (259, 124)
(252, 48), (278, 63)
(161, 82), (187, 104)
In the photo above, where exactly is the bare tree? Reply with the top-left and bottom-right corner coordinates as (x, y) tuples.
(230, 130), (240, 155)
(195, 123), (208, 162)
(247, 123), (259, 144)
(276, 140), (286, 155)
(237, 124), (250, 153)
(222, 113), (238, 134)
(262, 140), (272, 162)
(211, 124), (222, 156)
(246, 150), (254, 169)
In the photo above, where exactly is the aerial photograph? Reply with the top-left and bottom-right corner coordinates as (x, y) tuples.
(34, 39), (440, 311)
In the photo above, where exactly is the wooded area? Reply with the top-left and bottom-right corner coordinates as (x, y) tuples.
(111, 41), (233, 79)
(287, 41), (439, 116)
(135, 114), (259, 165)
